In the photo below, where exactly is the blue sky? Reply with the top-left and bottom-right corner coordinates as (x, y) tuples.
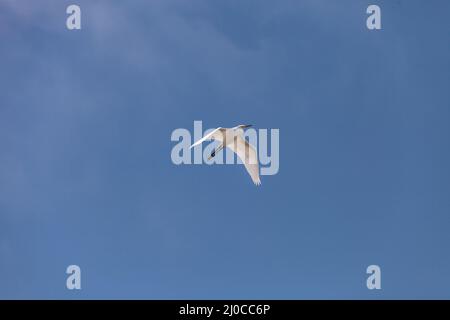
(1, 0), (450, 299)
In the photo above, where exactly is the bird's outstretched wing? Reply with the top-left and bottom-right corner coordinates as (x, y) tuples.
(228, 135), (261, 186)
(190, 127), (224, 149)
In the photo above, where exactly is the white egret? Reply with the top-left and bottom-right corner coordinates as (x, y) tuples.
(190, 125), (261, 186)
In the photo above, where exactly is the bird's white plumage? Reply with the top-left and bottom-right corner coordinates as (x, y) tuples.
(190, 125), (261, 186)
(227, 135), (261, 186)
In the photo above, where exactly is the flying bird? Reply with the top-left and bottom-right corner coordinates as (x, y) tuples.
(190, 125), (261, 186)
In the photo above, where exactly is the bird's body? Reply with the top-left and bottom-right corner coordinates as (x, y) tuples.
(190, 125), (261, 186)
